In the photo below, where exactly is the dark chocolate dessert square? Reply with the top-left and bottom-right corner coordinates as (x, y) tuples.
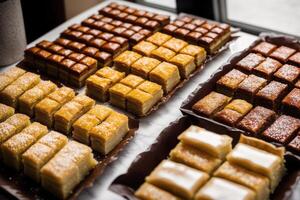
(68, 52), (85, 62)
(183, 23), (197, 31)
(174, 28), (190, 38)
(194, 27), (208, 35)
(112, 27), (126, 35)
(67, 41), (86, 52)
(48, 44), (63, 54)
(162, 24), (178, 35)
(54, 38), (71, 47)
(94, 51), (112, 66)
(58, 49), (73, 57)
(236, 53), (265, 73)
(288, 134), (300, 153)
(100, 42), (121, 54)
(153, 14), (170, 25)
(130, 26), (142, 32)
(130, 33), (145, 45)
(144, 20), (160, 31)
(172, 20), (185, 27)
(125, 15), (137, 23)
(253, 57), (282, 80)
(186, 32), (202, 43)
(273, 64), (300, 85)
(36, 40), (52, 49)
(110, 36), (128, 48)
(295, 80), (300, 88)
(111, 20), (123, 27)
(282, 88), (300, 117)
(191, 19), (205, 26)
(121, 30), (135, 38)
(98, 32), (114, 41)
(82, 18), (95, 26)
(179, 16), (193, 23)
(136, 17), (149, 26)
(252, 42), (277, 56)
(87, 29), (101, 37)
(78, 34), (94, 43)
(89, 38), (106, 49)
(82, 47), (99, 57)
(139, 29), (151, 37)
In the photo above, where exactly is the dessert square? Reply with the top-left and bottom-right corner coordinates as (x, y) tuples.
(216, 69), (248, 96)
(94, 51), (113, 67)
(296, 80), (300, 88)
(47, 54), (64, 77)
(162, 37), (188, 53)
(86, 75), (112, 102)
(135, 183), (181, 200)
(282, 88), (300, 117)
(255, 81), (288, 110)
(288, 133), (300, 153)
(146, 32), (172, 46)
(58, 59), (76, 83)
(100, 42), (121, 55)
(170, 142), (222, 174)
(236, 53), (265, 73)
(120, 74), (145, 88)
(195, 177), (256, 200)
(236, 74), (267, 102)
(186, 31), (202, 43)
(69, 63), (90, 88)
(270, 46), (296, 62)
(137, 80), (163, 104)
(109, 83), (132, 109)
(252, 42), (277, 56)
(149, 62), (180, 93)
(262, 115), (300, 144)
(146, 160), (209, 199)
(274, 64), (300, 85)
(126, 89), (154, 116)
(129, 33), (146, 45)
(253, 57), (282, 80)
(150, 46), (176, 62)
(178, 125), (232, 159)
(174, 28), (190, 39)
(288, 52), (300, 66)
(0, 103), (15, 123)
(169, 54), (196, 78)
(179, 44), (206, 66)
(192, 91), (232, 116)
(162, 24), (178, 35)
(0, 67), (26, 92)
(238, 106), (276, 135)
(131, 57), (161, 79)
(114, 50), (142, 74)
(132, 41), (158, 56)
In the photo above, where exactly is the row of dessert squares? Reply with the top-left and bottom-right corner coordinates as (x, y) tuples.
(0, 108), (96, 199)
(192, 91), (300, 153)
(135, 125), (285, 200)
(0, 68), (130, 154)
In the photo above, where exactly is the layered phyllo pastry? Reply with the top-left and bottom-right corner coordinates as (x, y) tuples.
(35, 87), (75, 127)
(132, 41), (158, 56)
(145, 160), (209, 199)
(0, 103), (15, 122)
(150, 46), (176, 62)
(135, 183), (181, 200)
(131, 57), (161, 79)
(0, 114), (30, 144)
(114, 50), (142, 73)
(179, 44), (206, 66)
(54, 95), (95, 134)
(72, 105), (113, 144)
(1, 122), (48, 170)
(18, 80), (57, 117)
(169, 53), (196, 78)
(146, 32), (172, 46)
(192, 91), (232, 116)
(89, 111), (129, 154)
(86, 67), (125, 101)
(40, 141), (97, 199)
(0, 67), (26, 92)
(0, 72), (41, 108)
(22, 131), (68, 182)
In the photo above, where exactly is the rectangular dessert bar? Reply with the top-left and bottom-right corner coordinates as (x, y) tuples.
(282, 88), (300, 117)
(35, 87), (75, 127)
(54, 95), (95, 134)
(113, 50), (142, 73)
(135, 183), (181, 200)
(0, 103), (15, 123)
(0, 67), (26, 92)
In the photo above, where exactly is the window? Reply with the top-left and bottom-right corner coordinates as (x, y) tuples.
(136, 0), (176, 12)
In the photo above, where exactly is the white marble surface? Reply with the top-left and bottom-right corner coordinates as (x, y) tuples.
(3, 0), (257, 199)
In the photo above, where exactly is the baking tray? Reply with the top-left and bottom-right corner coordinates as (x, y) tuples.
(109, 115), (300, 200)
(180, 33), (300, 157)
(0, 118), (139, 200)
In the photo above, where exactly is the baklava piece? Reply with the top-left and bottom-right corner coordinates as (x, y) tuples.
(72, 105), (112, 144)
(169, 54), (196, 78)
(0, 103), (15, 122)
(0, 72), (41, 108)
(282, 88), (300, 117)
(170, 142), (222, 174)
(192, 91), (231, 117)
(109, 83), (132, 109)
(252, 41), (277, 56)
(195, 177), (256, 200)
(126, 81), (163, 116)
(131, 57), (161, 79)
(0, 114), (30, 144)
(90, 111), (129, 154)
(270, 46), (296, 62)
(86, 67), (125, 101)
(178, 125), (232, 159)
(262, 115), (300, 144)
(149, 62), (180, 93)
(18, 81), (57, 117)
(179, 44), (207, 66)
(288, 133), (300, 153)
(40, 141), (97, 199)
(146, 32), (172, 46)
(135, 183), (181, 200)
(146, 160), (209, 199)
(132, 41), (158, 56)
(255, 81), (288, 110)
(253, 57), (282, 80)
(214, 99), (253, 126)
(22, 131), (68, 182)
(0, 67), (26, 92)
(150, 46), (176, 62)
(214, 161), (270, 200)
(236, 53), (265, 73)
(54, 95), (95, 134)
(238, 106), (276, 135)
(114, 50), (142, 73)
(288, 52), (300, 66)
(227, 135), (285, 191)
(274, 64), (300, 85)
(236, 74), (267, 102)
(2, 122), (48, 171)
(162, 37), (188, 53)
(35, 87), (75, 127)
(216, 69), (248, 96)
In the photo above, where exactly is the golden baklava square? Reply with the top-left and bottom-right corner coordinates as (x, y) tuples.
(162, 37), (188, 52)
(131, 57), (161, 79)
(120, 74), (145, 88)
(150, 46), (176, 61)
(109, 83), (132, 109)
(146, 32), (172, 46)
(0, 103), (15, 122)
(132, 41), (158, 56)
(114, 50), (142, 73)
(135, 183), (181, 200)
(180, 44), (207, 66)
(96, 66), (125, 83)
(169, 54), (196, 78)
(86, 75), (113, 102)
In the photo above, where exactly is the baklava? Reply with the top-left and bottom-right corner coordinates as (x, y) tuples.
(131, 57), (161, 79)
(180, 44), (206, 66)
(54, 95), (95, 134)
(150, 46), (176, 62)
(2, 122), (48, 171)
(0, 103), (15, 122)
(145, 159), (209, 199)
(162, 37), (188, 53)
(169, 54), (196, 78)
(135, 183), (181, 200)
(0, 67), (26, 92)
(132, 40), (158, 56)
(40, 141), (97, 199)
(18, 81), (57, 117)
(35, 87), (75, 127)
(90, 111), (129, 154)
(22, 131), (68, 182)
(113, 50), (142, 73)
(146, 32), (172, 46)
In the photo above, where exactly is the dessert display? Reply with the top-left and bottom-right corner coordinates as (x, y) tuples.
(162, 15), (232, 54)
(0, 103), (15, 122)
